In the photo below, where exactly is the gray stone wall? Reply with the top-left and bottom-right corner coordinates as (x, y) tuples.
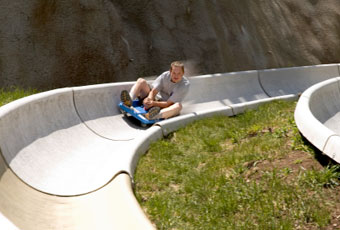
(0, 0), (339, 89)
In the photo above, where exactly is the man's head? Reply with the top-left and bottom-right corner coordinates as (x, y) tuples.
(170, 61), (184, 83)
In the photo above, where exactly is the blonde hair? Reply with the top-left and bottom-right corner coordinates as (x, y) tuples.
(170, 61), (184, 73)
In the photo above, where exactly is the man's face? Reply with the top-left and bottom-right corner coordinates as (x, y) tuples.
(170, 66), (184, 83)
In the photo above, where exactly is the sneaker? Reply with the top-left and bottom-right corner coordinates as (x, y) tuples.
(144, 107), (161, 120)
(120, 90), (132, 107)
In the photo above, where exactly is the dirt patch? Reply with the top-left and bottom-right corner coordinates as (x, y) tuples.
(244, 151), (340, 229)
(244, 151), (323, 182)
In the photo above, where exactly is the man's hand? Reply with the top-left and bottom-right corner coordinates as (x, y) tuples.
(143, 97), (154, 109)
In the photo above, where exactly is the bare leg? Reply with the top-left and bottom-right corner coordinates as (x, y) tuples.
(159, 103), (182, 119)
(130, 78), (151, 100)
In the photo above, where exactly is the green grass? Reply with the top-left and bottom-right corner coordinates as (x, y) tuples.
(0, 87), (38, 106)
(134, 100), (340, 230)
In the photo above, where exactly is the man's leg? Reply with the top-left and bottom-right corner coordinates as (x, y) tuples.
(144, 103), (182, 120)
(121, 78), (151, 107)
(129, 78), (151, 100)
(159, 103), (182, 119)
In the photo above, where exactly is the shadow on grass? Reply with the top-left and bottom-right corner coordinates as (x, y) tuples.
(300, 135), (339, 167)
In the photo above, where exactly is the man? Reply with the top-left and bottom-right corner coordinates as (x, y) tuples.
(120, 61), (190, 120)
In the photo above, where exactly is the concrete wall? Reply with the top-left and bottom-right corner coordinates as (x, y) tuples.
(0, 1), (339, 89)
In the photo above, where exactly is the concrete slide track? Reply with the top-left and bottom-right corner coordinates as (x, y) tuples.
(295, 76), (340, 163)
(0, 64), (339, 229)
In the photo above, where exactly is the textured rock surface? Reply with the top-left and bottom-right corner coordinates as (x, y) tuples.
(0, 0), (339, 89)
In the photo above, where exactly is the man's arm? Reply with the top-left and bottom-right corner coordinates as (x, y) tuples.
(143, 88), (174, 109)
(152, 100), (174, 109)
(146, 88), (158, 101)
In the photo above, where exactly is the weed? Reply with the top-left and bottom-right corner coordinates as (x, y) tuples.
(0, 87), (38, 107)
(299, 165), (340, 189)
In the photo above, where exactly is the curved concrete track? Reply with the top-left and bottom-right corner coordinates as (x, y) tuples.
(0, 64), (339, 229)
(259, 64), (340, 97)
(0, 87), (161, 196)
(295, 77), (340, 163)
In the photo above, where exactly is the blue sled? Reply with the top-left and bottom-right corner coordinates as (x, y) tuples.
(118, 100), (162, 126)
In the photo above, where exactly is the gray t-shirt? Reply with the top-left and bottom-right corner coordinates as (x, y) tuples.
(152, 71), (190, 103)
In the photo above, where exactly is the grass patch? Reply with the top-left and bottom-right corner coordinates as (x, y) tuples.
(0, 87), (38, 106)
(134, 100), (340, 229)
